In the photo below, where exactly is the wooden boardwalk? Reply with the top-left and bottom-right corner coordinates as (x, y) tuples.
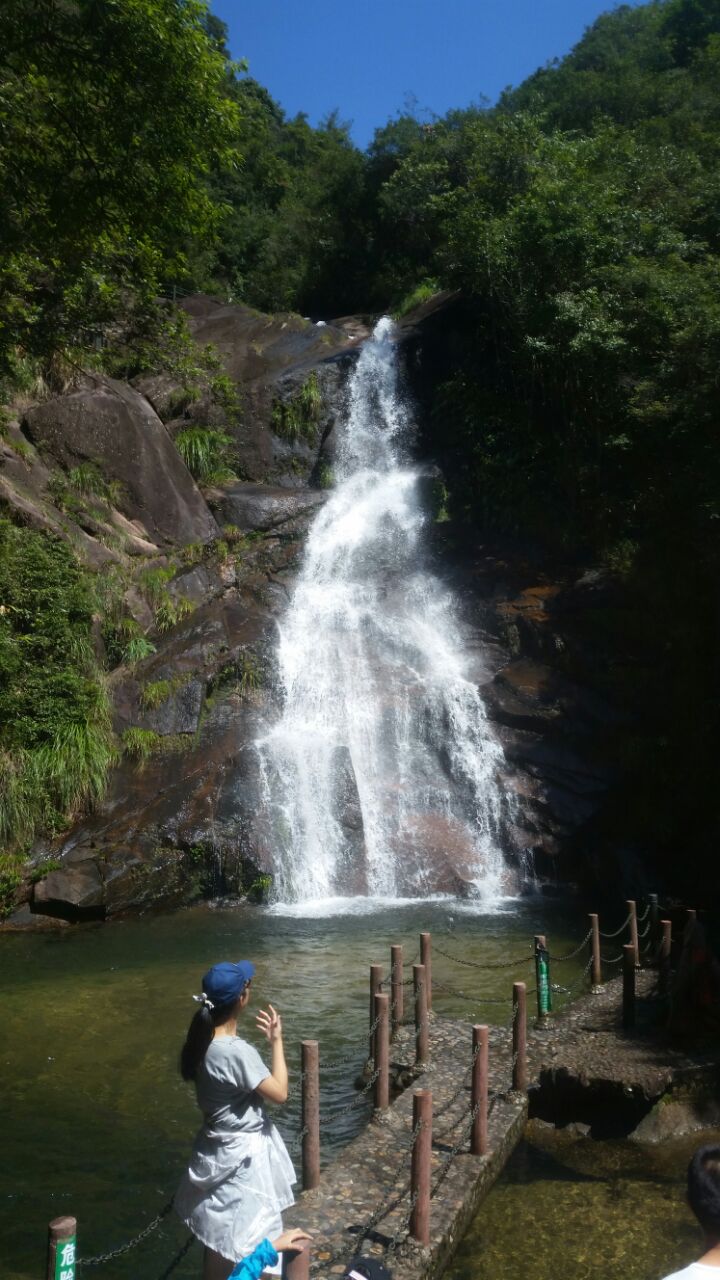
(285, 969), (717, 1278)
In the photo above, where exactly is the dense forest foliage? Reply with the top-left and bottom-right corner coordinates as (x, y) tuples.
(1, 0), (719, 880)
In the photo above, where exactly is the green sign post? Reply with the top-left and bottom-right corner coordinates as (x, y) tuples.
(55, 1234), (76, 1280)
(47, 1218), (77, 1280)
(535, 936), (552, 1020)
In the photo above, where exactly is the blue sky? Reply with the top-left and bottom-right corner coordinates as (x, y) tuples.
(211, 0), (645, 148)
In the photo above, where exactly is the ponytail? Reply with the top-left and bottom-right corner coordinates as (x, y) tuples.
(180, 1005), (215, 1081)
(179, 993), (245, 1080)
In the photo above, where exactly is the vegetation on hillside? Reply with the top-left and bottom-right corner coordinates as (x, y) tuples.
(1, 0), (719, 878)
(0, 520), (115, 902)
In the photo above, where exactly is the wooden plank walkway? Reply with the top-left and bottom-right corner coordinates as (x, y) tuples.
(285, 969), (716, 1278)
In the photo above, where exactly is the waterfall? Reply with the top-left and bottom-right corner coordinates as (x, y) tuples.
(257, 318), (510, 904)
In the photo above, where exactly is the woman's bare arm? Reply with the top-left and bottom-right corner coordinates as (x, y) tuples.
(255, 1005), (288, 1104)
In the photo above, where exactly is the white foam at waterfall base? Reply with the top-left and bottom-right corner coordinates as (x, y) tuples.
(256, 317), (513, 904)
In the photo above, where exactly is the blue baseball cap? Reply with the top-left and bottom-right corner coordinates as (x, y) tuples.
(202, 960), (255, 1008)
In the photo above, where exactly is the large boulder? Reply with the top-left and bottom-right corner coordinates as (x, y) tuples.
(22, 377), (218, 547)
(208, 482), (326, 532)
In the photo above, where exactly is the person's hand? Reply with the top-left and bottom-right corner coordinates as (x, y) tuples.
(256, 1004), (282, 1043)
(272, 1227), (312, 1253)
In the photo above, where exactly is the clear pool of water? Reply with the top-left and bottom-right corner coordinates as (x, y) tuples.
(446, 1122), (717, 1280)
(0, 894), (604, 1278)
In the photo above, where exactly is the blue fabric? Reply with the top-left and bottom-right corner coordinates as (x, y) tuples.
(202, 961), (256, 1008)
(228, 1237), (278, 1279)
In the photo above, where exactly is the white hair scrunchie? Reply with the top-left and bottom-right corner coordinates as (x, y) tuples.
(192, 993), (215, 1011)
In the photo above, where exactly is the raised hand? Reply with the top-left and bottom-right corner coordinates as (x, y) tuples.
(256, 1003), (282, 1043)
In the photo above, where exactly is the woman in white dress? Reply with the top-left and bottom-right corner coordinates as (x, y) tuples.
(175, 960), (296, 1280)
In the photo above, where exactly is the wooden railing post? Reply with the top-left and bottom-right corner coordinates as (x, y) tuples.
(648, 893), (660, 953)
(471, 1024), (489, 1156)
(627, 900), (640, 968)
(410, 1089), (432, 1245)
(622, 943), (636, 1029)
(374, 992), (390, 1109)
(589, 913), (602, 990)
(47, 1216), (77, 1280)
(301, 1040), (320, 1191)
(659, 919), (672, 995)
(420, 931), (432, 1012)
(512, 981), (527, 1092)
(369, 963), (383, 1060)
(391, 944), (404, 1040)
(283, 1240), (311, 1279)
(414, 963), (429, 1065)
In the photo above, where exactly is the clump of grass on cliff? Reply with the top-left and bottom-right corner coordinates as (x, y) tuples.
(271, 372), (322, 444)
(175, 425), (236, 484)
(0, 518), (116, 858)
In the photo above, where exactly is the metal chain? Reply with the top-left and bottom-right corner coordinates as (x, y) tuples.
(433, 942), (534, 971)
(78, 1201), (174, 1267)
(432, 979), (512, 1008)
(157, 1235), (195, 1280)
(599, 914), (631, 939)
(385, 1190), (419, 1258)
(320, 1119), (423, 1269)
(555, 955), (593, 996)
(548, 928), (593, 963)
(601, 950), (625, 964)
(636, 903), (651, 923)
(431, 1103), (480, 1195)
(321, 1070), (380, 1122)
(286, 1124), (310, 1154)
(637, 920), (652, 940)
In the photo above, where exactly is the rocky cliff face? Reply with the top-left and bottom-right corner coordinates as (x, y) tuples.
(2, 296), (645, 928)
(2, 304), (361, 927)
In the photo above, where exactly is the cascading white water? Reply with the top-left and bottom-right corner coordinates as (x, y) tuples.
(257, 318), (510, 903)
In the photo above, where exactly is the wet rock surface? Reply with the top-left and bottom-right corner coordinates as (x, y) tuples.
(208, 481), (326, 532)
(430, 540), (635, 890)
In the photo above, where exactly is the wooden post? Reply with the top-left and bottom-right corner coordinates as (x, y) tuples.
(369, 964), (383, 1060)
(627, 899), (640, 968)
(512, 981), (527, 1092)
(420, 931), (432, 1012)
(622, 943), (636, 1029)
(410, 1089), (432, 1245)
(659, 918), (672, 995)
(391, 944), (404, 1040)
(283, 1240), (311, 1279)
(374, 993), (390, 1109)
(414, 963), (429, 1065)
(301, 1040), (320, 1191)
(471, 1024), (489, 1156)
(589, 913), (602, 990)
(47, 1216), (77, 1280)
(648, 894), (660, 954)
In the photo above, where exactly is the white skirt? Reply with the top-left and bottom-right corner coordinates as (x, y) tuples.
(174, 1121), (296, 1267)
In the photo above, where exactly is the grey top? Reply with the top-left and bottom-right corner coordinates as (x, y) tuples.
(195, 1036), (270, 1139)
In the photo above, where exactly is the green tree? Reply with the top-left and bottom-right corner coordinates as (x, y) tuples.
(0, 0), (240, 380)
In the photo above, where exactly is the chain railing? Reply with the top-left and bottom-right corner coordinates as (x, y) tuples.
(432, 941), (535, 970)
(78, 1200), (174, 1267)
(599, 913), (632, 939)
(64, 894), (680, 1276)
